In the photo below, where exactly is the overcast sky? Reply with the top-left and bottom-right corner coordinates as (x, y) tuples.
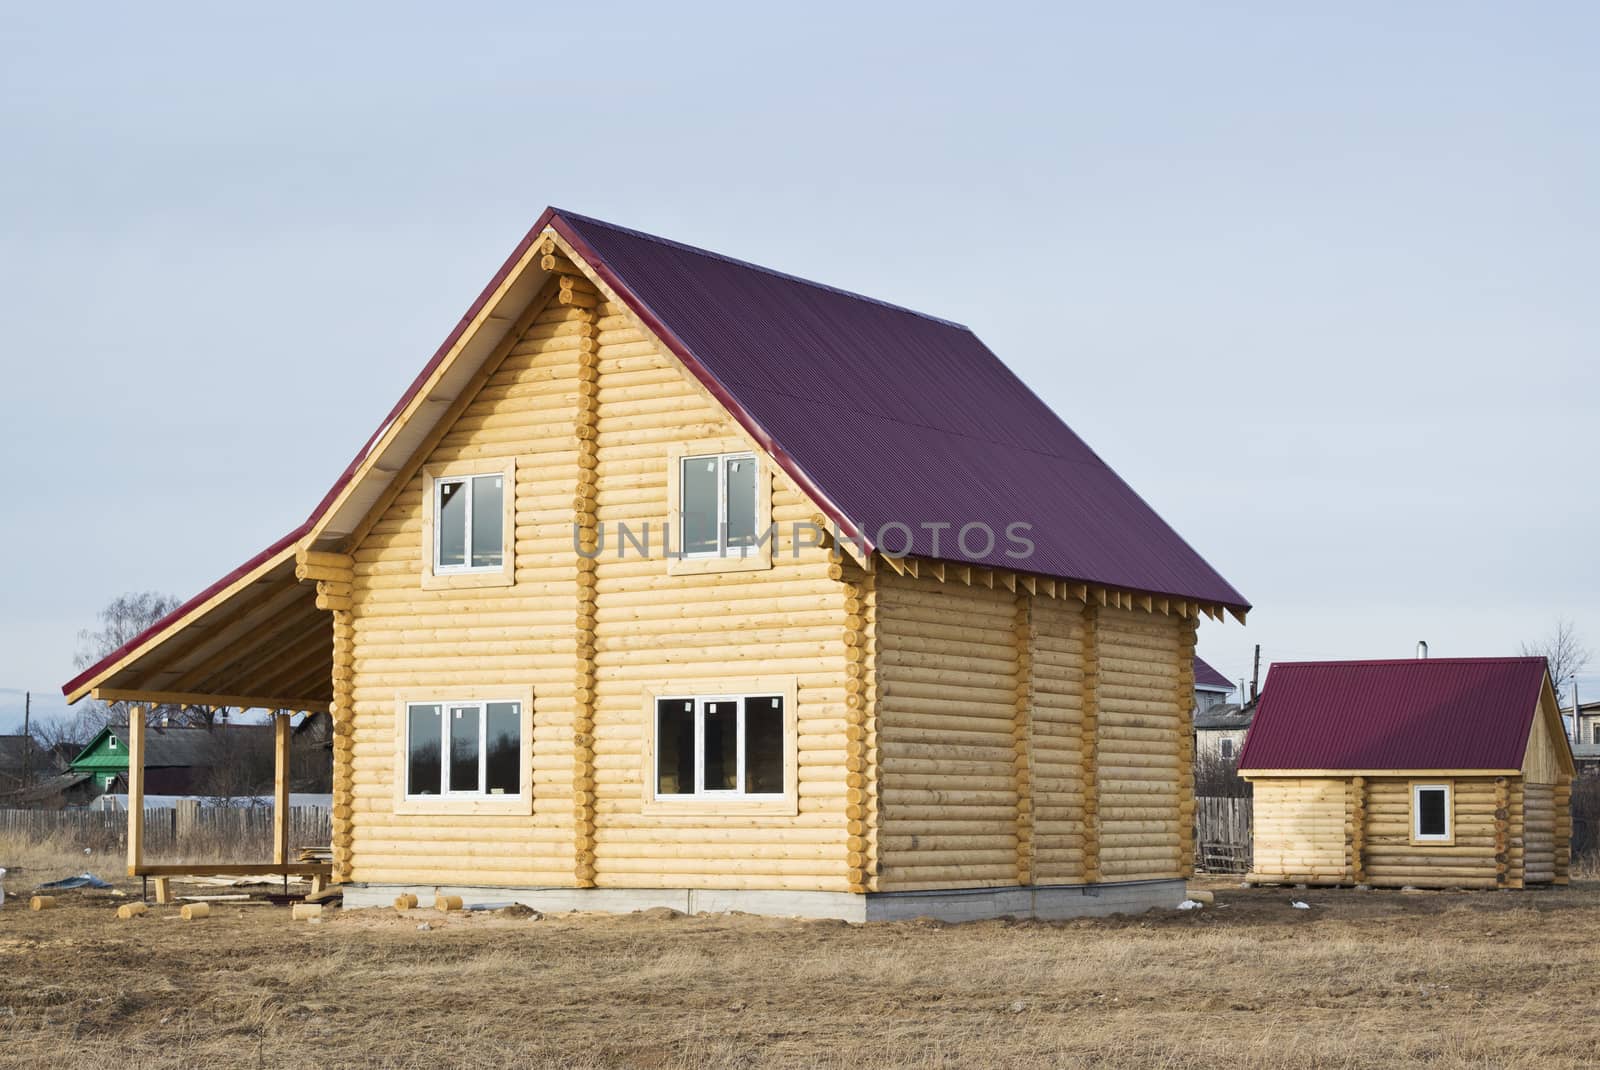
(2, 2), (1596, 732)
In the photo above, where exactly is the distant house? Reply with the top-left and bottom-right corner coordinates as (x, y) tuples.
(1195, 698), (1255, 765)
(1193, 657), (1234, 713)
(1240, 658), (1574, 889)
(0, 735), (97, 808)
(70, 723), (276, 796)
(0, 735), (78, 790)
(1562, 699), (1600, 775)
(0, 734), (42, 792)
(1191, 656), (1245, 763)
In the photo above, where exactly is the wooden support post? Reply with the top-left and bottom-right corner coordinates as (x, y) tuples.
(153, 876), (173, 904)
(126, 705), (146, 877)
(273, 712), (291, 866)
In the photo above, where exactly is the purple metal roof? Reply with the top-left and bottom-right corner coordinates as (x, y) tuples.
(559, 211), (1248, 608)
(66, 206), (1249, 700)
(1237, 658), (1551, 771)
(1193, 656), (1233, 691)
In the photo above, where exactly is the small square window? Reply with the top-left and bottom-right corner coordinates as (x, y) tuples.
(435, 474), (504, 572)
(1412, 783), (1452, 842)
(679, 452), (759, 558)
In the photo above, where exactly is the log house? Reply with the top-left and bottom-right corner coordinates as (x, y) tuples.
(63, 209), (1249, 920)
(1240, 658), (1574, 889)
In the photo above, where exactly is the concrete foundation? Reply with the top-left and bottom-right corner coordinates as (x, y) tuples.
(343, 878), (1187, 922)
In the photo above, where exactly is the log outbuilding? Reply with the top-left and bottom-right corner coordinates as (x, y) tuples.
(1239, 658), (1574, 889)
(63, 209), (1249, 920)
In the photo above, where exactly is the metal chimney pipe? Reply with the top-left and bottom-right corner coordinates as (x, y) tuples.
(1417, 640), (1428, 660)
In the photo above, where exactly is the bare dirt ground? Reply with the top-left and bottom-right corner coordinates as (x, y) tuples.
(2, 860), (1598, 1069)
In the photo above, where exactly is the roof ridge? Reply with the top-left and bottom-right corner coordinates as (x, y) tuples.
(1269, 657), (1544, 667)
(552, 208), (972, 332)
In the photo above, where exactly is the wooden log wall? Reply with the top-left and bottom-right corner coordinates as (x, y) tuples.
(1523, 782), (1556, 885)
(874, 573), (1020, 890)
(1174, 619), (1197, 873)
(586, 291), (853, 892)
(1080, 605), (1101, 882)
(1093, 608), (1185, 881)
(1029, 598), (1087, 884)
(875, 582), (1186, 891)
(1349, 776), (1367, 884)
(297, 550), (357, 881)
(1365, 777), (1504, 889)
(1507, 779), (1525, 887)
(1553, 777), (1571, 885)
(1247, 777), (1352, 883)
(1494, 777), (1511, 887)
(343, 297), (585, 886)
(1012, 598), (1035, 884)
(568, 273), (600, 889)
(843, 569), (880, 891)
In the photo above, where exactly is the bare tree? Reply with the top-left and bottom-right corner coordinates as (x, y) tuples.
(196, 726), (275, 801)
(1521, 619), (1592, 698)
(72, 592), (204, 734)
(26, 713), (84, 770)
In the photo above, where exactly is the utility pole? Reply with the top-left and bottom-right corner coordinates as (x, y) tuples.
(21, 691), (31, 790)
(1250, 645), (1261, 702)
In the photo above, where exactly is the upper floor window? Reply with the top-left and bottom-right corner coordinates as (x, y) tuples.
(435, 473), (504, 572)
(1592, 722), (1599, 745)
(1411, 782), (1452, 843)
(1218, 737), (1234, 760)
(420, 459), (516, 589)
(680, 452), (758, 557)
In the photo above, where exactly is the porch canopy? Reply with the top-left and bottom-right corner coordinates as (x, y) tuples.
(63, 531), (331, 715)
(61, 531), (332, 883)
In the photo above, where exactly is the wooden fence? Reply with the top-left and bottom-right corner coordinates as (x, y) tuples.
(0, 806), (331, 861)
(1194, 795), (1253, 873)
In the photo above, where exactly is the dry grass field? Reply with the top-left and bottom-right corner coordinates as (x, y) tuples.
(2, 838), (1597, 1069)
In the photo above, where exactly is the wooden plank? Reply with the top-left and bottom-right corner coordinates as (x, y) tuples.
(133, 863), (333, 878)
(93, 687), (328, 713)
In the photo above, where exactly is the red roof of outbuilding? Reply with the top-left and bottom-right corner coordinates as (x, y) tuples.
(1236, 658), (1551, 772)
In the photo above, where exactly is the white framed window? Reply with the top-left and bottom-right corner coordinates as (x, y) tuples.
(433, 473), (505, 572)
(679, 452), (758, 558)
(404, 699), (522, 799)
(420, 459), (516, 589)
(1592, 723), (1599, 745)
(1218, 737), (1234, 760)
(1411, 782), (1453, 844)
(654, 694), (785, 799)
